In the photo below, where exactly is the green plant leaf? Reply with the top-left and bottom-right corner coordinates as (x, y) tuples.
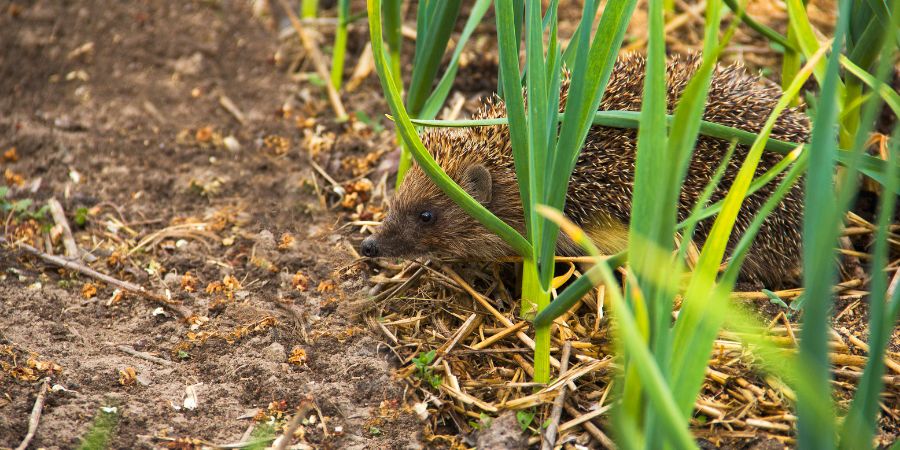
(367, 0), (532, 259)
(406, 112), (899, 193)
(516, 409), (535, 431)
(796, 1), (854, 445)
(536, 0), (637, 286)
(330, 0), (350, 89)
(495, 0), (533, 243)
(839, 55), (900, 118)
(670, 34), (827, 421)
(406, 1), (463, 117)
(537, 206), (697, 450)
(418, 0), (492, 120)
(838, 2), (900, 446)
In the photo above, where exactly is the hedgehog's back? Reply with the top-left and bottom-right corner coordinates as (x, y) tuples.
(565, 54), (808, 286)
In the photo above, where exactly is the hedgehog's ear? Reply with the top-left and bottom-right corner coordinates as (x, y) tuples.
(461, 164), (492, 204)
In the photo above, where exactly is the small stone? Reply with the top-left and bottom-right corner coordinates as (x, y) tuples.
(163, 272), (179, 285)
(173, 52), (203, 76)
(223, 136), (241, 152)
(136, 373), (152, 386)
(413, 402), (429, 421)
(262, 342), (286, 362)
(476, 411), (526, 450)
(255, 230), (276, 251)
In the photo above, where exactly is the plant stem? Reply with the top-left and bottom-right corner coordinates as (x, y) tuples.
(782, 25), (801, 105)
(523, 258), (551, 384)
(330, 0), (349, 89)
(396, 141), (414, 188)
(301, 0), (318, 18)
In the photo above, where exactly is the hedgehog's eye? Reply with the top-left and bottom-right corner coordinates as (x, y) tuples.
(419, 211), (435, 225)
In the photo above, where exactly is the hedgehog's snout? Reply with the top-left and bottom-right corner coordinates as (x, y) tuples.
(360, 236), (379, 257)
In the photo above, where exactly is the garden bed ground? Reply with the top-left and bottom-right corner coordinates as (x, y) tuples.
(0, 0), (897, 449)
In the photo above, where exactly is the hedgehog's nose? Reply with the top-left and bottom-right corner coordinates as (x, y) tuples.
(360, 236), (379, 257)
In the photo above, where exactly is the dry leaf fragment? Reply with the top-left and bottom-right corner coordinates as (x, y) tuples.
(316, 280), (335, 293)
(107, 289), (123, 306)
(118, 367), (137, 385)
(106, 251), (125, 268)
(263, 135), (290, 156)
(292, 271), (310, 292)
(278, 233), (295, 250)
(28, 358), (63, 376)
(205, 281), (223, 294)
(4, 168), (24, 186)
(223, 275), (241, 293)
(250, 256), (278, 272)
(82, 283), (98, 299)
(181, 272), (199, 292)
(195, 126), (214, 143)
(2, 147), (17, 162)
(340, 191), (360, 209)
(288, 346), (308, 365)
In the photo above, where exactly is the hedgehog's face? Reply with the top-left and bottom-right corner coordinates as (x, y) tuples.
(360, 162), (510, 260)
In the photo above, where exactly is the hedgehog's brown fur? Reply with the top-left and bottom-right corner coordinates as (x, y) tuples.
(365, 54), (809, 286)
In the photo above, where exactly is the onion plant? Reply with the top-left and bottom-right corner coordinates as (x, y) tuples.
(370, 0), (638, 384)
(537, 0), (899, 443)
(712, 1), (900, 447)
(301, 0), (317, 19)
(367, 0), (899, 446)
(330, 0), (350, 90)
(379, 0), (492, 186)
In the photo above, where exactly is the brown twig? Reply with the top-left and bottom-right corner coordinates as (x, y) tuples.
(730, 278), (865, 300)
(542, 342), (572, 450)
(471, 321), (528, 350)
(440, 264), (561, 370)
(116, 345), (175, 367)
(219, 94), (247, 125)
(47, 198), (80, 259)
(2, 237), (194, 319)
(432, 313), (481, 368)
(273, 299), (311, 344)
(273, 401), (314, 450)
(312, 401), (329, 438)
(345, 42), (374, 93)
(276, 0), (348, 120)
(563, 402), (616, 449)
(15, 378), (50, 450)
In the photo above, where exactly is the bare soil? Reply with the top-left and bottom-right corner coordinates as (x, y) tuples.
(1, 0), (897, 449)
(0, 1), (423, 448)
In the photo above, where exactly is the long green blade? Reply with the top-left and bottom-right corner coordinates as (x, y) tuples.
(678, 146), (803, 227)
(495, 0), (533, 241)
(537, 0), (637, 285)
(796, 1), (853, 446)
(838, 2), (899, 445)
(367, 0), (532, 259)
(839, 55), (900, 118)
(537, 206), (698, 450)
(406, 1), (463, 116)
(408, 113), (899, 192)
(524, 0), (549, 247)
(785, 0), (845, 94)
(418, 0), (493, 120)
(676, 141), (739, 264)
(628, 0), (670, 354)
(330, 0), (350, 89)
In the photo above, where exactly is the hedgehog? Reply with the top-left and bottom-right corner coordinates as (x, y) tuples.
(360, 54), (809, 287)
